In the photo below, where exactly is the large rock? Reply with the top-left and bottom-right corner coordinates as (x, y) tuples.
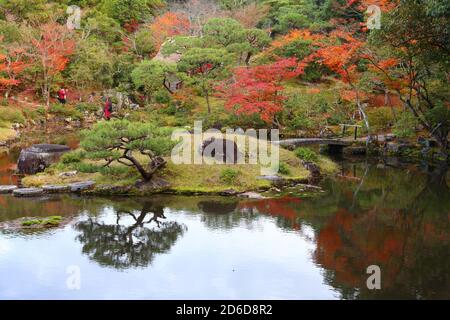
(199, 137), (242, 164)
(17, 144), (70, 174)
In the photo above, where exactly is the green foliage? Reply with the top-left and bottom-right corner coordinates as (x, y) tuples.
(262, 0), (330, 34)
(83, 10), (122, 44)
(75, 103), (100, 113)
(0, 21), (22, 43)
(60, 150), (86, 164)
(203, 18), (245, 47)
(161, 36), (204, 56)
(220, 168), (239, 184)
(178, 47), (234, 111)
(278, 162), (291, 175)
(282, 88), (338, 131)
(425, 104), (450, 133)
(80, 119), (174, 180)
(367, 107), (395, 132)
(100, 0), (162, 24)
(294, 147), (319, 163)
(69, 38), (115, 90)
(131, 60), (176, 100)
(0, 0), (49, 23)
(0, 108), (25, 124)
(49, 104), (82, 120)
(134, 28), (156, 57)
(393, 112), (418, 138)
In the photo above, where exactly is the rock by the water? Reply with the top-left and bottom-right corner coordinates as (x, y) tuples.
(69, 181), (95, 192)
(0, 185), (18, 193)
(42, 185), (70, 193)
(219, 189), (238, 196)
(17, 144), (70, 174)
(239, 192), (266, 199)
(13, 188), (44, 197)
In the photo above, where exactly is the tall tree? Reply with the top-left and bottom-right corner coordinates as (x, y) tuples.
(178, 47), (233, 113)
(367, 0), (449, 154)
(0, 37), (29, 99)
(148, 11), (191, 50)
(29, 22), (75, 117)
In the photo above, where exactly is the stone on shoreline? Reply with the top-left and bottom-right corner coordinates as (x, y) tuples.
(42, 185), (70, 193)
(13, 188), (44, 197)
(239, 192), (266, 199)
(0, 185), (18, 194)
(69, 181), (95, 192)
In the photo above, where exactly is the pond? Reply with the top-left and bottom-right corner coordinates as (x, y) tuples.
(0, 160), (449, 299)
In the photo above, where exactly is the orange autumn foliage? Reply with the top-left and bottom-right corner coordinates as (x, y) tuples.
(149, 12), (191, 49)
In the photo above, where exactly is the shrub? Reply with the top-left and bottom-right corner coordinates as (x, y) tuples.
(278, 162), (291, 175)
(49, 103), (82, 120)
(220, 168), (239, 184)
(368, 107), (395, 131)
(60, 150), (86, 164)
(75, 103), (99, 113)
(393, 112), (418, 138)
(294, 147), (319, 163)
(0, 108), (25, 124)
(154, 90), (171, 104)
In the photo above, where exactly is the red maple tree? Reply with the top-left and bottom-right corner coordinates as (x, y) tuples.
(216, 57), (305, 126)
(29, 23), (75, 115)
(149, 12), (191, 50)
(0, 38), (29, 99)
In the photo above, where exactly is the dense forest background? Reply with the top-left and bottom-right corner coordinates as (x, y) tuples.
(0, 0), (448, 152)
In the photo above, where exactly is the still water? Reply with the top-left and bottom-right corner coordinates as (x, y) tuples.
(0, 161), (449, 299)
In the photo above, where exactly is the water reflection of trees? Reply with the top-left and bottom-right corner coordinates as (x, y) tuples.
(74, 201), (187, 269)
(238, 163), (450, 299)
(314, 163), (450, 299)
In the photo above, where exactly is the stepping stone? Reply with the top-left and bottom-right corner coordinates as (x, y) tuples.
(69, 181), (95, 192)
(0, 185), (18, 194)
(13, 188), (44, 197)
(42, 185), (70, 193)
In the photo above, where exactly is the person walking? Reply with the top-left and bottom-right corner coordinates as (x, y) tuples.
(57, 87), (67, 104)
(104, 97), (112, 120)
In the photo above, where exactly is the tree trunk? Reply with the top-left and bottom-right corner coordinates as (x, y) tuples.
(205, 89), (211, 114)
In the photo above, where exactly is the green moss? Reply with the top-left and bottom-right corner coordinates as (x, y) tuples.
(21, 216), (63, 227)
(21, 219), (43, 226)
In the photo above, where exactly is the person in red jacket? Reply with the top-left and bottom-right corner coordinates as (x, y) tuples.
(104, 97), (112, 120)
(57, 87), (67, 104)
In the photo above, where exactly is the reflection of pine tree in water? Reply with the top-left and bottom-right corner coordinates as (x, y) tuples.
(74, 201), (186, 269)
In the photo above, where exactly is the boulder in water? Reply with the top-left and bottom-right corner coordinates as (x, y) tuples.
(17, 144), (70, 175)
